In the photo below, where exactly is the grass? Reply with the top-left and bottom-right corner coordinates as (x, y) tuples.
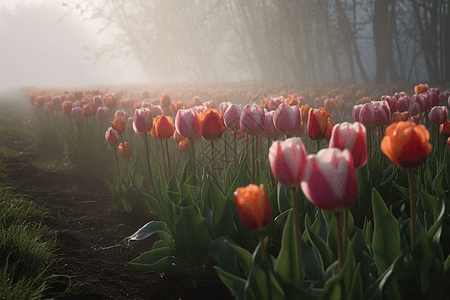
(32, 158), (74, 174)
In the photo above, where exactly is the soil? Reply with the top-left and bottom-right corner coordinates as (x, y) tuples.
(0, 89), (233, 300)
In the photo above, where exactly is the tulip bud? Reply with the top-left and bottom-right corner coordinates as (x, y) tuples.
(234, 184), (272, 231)
(301, 148), (358, 213)
(105, 127), (119, 146)
(224, 104), (242, 131)
(269, 137), (308, 187)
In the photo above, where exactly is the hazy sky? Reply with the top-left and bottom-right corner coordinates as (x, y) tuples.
(0, 0), (149, 90)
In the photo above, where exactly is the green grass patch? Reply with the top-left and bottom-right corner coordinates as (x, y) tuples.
(32, 158), (74, 174)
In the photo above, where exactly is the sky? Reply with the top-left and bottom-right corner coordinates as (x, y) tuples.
(0, 0), (150, 90)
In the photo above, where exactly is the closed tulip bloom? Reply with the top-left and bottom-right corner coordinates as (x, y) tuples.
(93, 95), (103, 107)
(414, 83), (429, 94)
(381, 121), (431, 168)
(262, 110), (281, 139)
(440, 120), (450, 137)
(269, 137), (308, 187)
(219, 101), (232, 115)
(234, 184), (272, 231)
(193, 96), (202, 106)
(175, 109), (200, 138)
(352, 104), (362, 122)
(307, 108), (328, 140)
(105, 127), (119, 146)
(429, 91), (440, 107)
(151, 105), (164, 117)
(118, 142), (132, 158)
(381, 95), (397, 113)
(178, 138), (189, 152)
(300, 104), (310, 122)
(62, 101), (73, 113)
(126, 117), (134, 134)
(392, 111), (403, 123)
(173, 130), (186, 143)
(397, 96), (410, 112)
(154, 115), (174, 139)
(160, 93), (171, 107)
(301, 148), (358, 213)
(133, 107), (152, 134)
(372, 101), (390, 127)
(329, 122), (367, 169)
(240, 104), (265, 136)
(412, 94), (425, 112)
(111, 115), (126, 135)
(198, 108), (224, 141)
(71, 106), (83, 119)
(96, 106), (109, 121)
(408, 102), (420, 117)
(224, 104), (242, 131)
(325, 118), (335, 140)
(273, 103), (301, 135)
(359, 102), (376, 126)
(428, 106), (448, 124)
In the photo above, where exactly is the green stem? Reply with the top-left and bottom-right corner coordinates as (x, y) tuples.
(189, 138), (196, 187)
(316, 140), (321, 152)
(165, 139), (171, 176)
(291, 187), (304, 286)
(211, 141), (215, 179)
(343, 208), (349, 257)
(335, 212), (345, 270)
(224, 131), (228, 173)
(144, 134), (156, 194)
(259, 232), (273, 300)
(113, 146), (123, 207)
(407, 168), (417, 248)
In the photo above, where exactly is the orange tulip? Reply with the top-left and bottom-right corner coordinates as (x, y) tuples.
(414, 83), (429, 95)
(234, 184), (272, 231)
(111, 116), (126, 135)
(440, 119), (450, 137)
(160, 93), (171, 107)
(325, 117), (334, 140)
(307, 108), (329, 140)
(178, 138), (189, 152)
(173, 130), (186, 143)
(198, 108), (224, 141)
(118, 142), (132, 158)
(154, 115), (174, 140)
(149, 118), (157, 139)
(391, 111), (403, 123)
(300, 104), (310, 122)
(381, 121), (431, 168)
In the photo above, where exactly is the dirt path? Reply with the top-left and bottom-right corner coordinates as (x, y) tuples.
(0, 89), (233, 300)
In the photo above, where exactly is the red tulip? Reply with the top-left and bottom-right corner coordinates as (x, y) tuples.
(198, 108), (224, 141)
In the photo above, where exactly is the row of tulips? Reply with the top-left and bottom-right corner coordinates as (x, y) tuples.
(28, 82), (450, 299)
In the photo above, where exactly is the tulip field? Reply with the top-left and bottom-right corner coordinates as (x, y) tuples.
(2, 80), (450, 299)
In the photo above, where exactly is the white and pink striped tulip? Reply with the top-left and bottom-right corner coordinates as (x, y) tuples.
(329, 122), (367, 169)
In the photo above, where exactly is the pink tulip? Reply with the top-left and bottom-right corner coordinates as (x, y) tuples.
(352, 104), (362, 122)
(329, 122), (367, 169)
(381, 95), (397, 113)
(105, 127), (119, 146)
(301, 148), (358, 213)
(397, 96), (410, 112)
(269, 137), (308, 187)
(428, 106), (448, 124)
(429, 91), (440, 107)
(133, 107), (152, 134)
(240, 104), (265, 136)
(126, 117), (134, 134)
(175, 109), (200, 138)
(193, 96), (202, 106)
(224, 104), (242, 131)
(408, 102), (420, 117)
(151, 105), (164, 117)
(273, 103), (301, 135)
(412, 94), (425, 112)
(93, 95), (103, 107)
(115, 109), (127, 120)
(261, 110), (281, 138)
(71, 107), (84, 124)
(359, 102), (376, 127)
(96, 106), (109, 121)
(421, 93), (431, 112)
(372, 101), (390, 127)
(219, 101), (232, 115)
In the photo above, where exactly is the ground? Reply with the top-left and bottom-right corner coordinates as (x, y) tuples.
(0, 89), (233, 300)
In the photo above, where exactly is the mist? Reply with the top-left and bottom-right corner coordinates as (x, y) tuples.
(1, 0), (448, 90)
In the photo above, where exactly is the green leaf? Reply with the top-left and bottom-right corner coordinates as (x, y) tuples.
(274, 209), (303, 286)
(225, 240), (253, 277)
(175, 204), (211, 274)
(277, 183), (292, 214)
(305, 214), (337, 270)
(255, 159), (270, 193)
(347, 263), (363, 300)
(392, 181), (409, 198)
(372, 188), (401, 274)
(126, 221), (175, 248)
(214, 266), (247, 300)
(129, 247), (188, 275)
(224, 164), (236, 197)
(428, 200), (445, 239)
(363, 218), (373, 252)
(208, 178), (235, 239)
(209, 236), (240, 277)
(432, 164), (446, 199)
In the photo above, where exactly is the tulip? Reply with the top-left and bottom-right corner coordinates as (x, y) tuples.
(178, 138), (189, 152)
(72, 107), (84, 125)
(105, 127), (119, 146)
(329, 122), (367, 169)
(391, 111), (404, 123)
(262, 110), (281, 139)
(397, 96), (410, 113)
(429, 91), (440, 107)
(269, 137), (307, 187)
(173, 130), (186, 143)
(273, 103), (301, 136)
(154, 115), (174, 139)
(224, 104), (242, 131)
(219, 101), (232, 115)
(118, 142), (132, 158)
(414, 83), (429, 94)
(133, 107), (152, 134)
(175, 109), (200, 138)
(359, 102), (376, 127)
(62, 101), (73, 113)
(104, 95), (117, 109)
(408, 102), (420, 117)
(198, 108), (224, 141)
(111, 115), (126, 135)
(193, 96), (202, 106)
(301, 148), (358, 213)
(381, 121), (431, 168)
(381, 95), (397, 113)
(240, 104), (265, 136)
(93, 95), (103, 107)
(428, 106), (448, 124)
(300, 104), (310, 122)
(325, 117), (334, 140)
(151, 105), (164, 118)
(234, 184), (272, 231)
(160, 93), (171, 107)
(307, 108), (328, 140)
(440, 120), (450, 137)
(96, 106), (109, 121)
(352, 104), (362, 122)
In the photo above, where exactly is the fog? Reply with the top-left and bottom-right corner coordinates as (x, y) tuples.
(0, 0), (447, 90)
(0, 0), (149, 90)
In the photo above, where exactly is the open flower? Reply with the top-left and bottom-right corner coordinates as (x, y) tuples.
(234, 184), (272, 231)
(301, 148), (358, 213)
(381, 121), (431, 168)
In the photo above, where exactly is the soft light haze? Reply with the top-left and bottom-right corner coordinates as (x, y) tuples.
(0, 0), (149, 89)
